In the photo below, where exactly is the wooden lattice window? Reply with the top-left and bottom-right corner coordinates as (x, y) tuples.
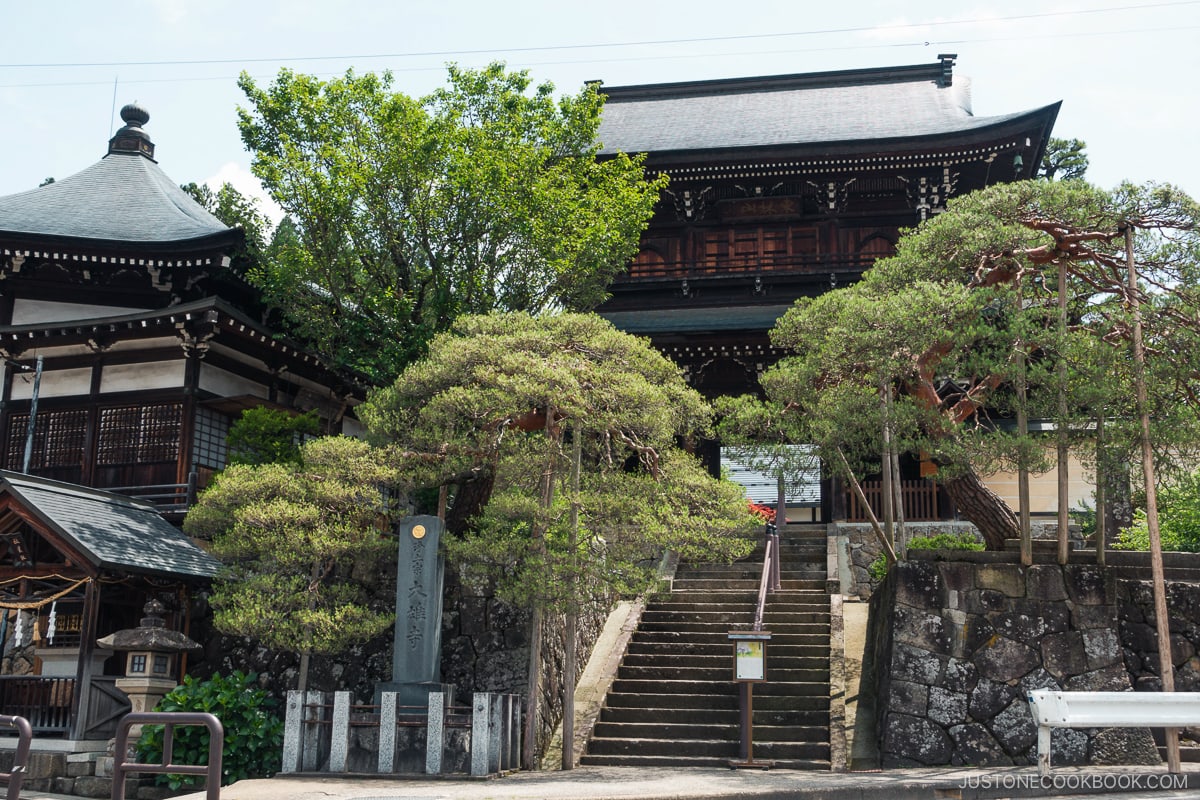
(96, 403), (182, 466)
(4, 409), (88, 470)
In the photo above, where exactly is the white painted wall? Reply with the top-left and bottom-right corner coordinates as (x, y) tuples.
(100, 361), (186, 394)
(198, 364), (267, 399)
(10, 367), (91, 399)
(11, 298), (145, 324)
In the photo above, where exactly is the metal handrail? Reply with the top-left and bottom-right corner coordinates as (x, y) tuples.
(0, 715), (31, 800)
(752, 534), (776, 632)
(112, 712), (223, 800)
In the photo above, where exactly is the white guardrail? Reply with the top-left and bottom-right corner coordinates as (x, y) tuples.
(1027, 689), (1200, 776)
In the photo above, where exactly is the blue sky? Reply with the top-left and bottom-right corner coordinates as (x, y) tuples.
(2, 0), (1198, 219)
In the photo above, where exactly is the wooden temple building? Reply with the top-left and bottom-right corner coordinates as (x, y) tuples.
(595, 55), (1061, 522)
(0, 104), (366, 739)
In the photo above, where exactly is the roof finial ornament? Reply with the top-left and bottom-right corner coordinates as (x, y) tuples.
(937, 53), (957, 87)
(108, 102), (156, 160)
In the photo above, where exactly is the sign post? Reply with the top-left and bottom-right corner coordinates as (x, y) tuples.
(728, 630), (773, 769)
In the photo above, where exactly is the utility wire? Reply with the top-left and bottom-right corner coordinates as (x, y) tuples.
(0, 0), (1196, 70)
(0, 23), (1195, 91)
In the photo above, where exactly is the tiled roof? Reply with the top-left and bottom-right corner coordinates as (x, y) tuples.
(600, 305), (792, 335)
(0, 153), (232, 246)
(597, 61), (1058, 156)
(0, 471), (220, 579)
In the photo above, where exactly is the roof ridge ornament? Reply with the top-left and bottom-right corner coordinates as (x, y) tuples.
(107, 102), (156, 161)
(938, 53), (957, 87)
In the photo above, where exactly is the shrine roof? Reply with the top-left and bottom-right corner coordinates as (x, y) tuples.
(600, 304), (792, 335)
(597, 58), (1059, 158)
(0, 471), (220, 580)
(0, 104), (238, 252)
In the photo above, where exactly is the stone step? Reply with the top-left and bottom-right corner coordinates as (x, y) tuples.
(672, 578), (827, 591)
(579, 752), (831, 769)
(597, 706), (829, 726)
(591, 720), (829, 742)
(636, 621), (830, 635)
(610, 678), (830, 697)
(585, 735), (831, 760)
(616, 665), (830, 683)
(621, 653), (830, 670)
(631, 631), (831, 648)
(602, 691), (829, 712)
(640, 610), (830, 625)
(626, 641), (830, 658)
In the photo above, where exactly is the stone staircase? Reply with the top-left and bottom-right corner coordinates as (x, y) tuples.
(581, 524), (832, 768)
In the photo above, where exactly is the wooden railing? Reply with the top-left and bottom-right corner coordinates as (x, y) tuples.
(107, 472), (198, 515)
(616, 253), (877, 282)
(846, 479), (941, 522)
(0, 676), (73, 734)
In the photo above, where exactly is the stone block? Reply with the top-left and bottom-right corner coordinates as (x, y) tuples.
(965, 589), (1008, 615)
(892, 642), (944, 685)
(938, 561), (976, 593)
(976, 635), (1039, 682)
(927, 686), (968, 727)
(1065, 663), (1132, 691)
(1027, 565), (1067, 601)
(976, 564), (1025, 598)
(1064, 565), (1110, 605)
(887, 680), (929, 715)
(944, 657), (979, 693)
(948, 722), (1013, 767)
(989, 697), (1038, 757)
(26, 752), (65, 780)
(94, 755), (114, 778)
(73, 775), (116, 798)
(881, 712), (953, 765)
(964, 617), (996, 654)
(1019, 667), (1061, 693)
(969, 678), (1018, 722)
(1073, 604), (1115, 630)
(893, 606), (952, 652)
(53, 777), (77, 794)
(67, 759), (95, 778)
(1091, 728), (1162, 766)
(991, 610), (1047, 645)
(1041, 631), (1088, 679)
(1049, 727), (1089, 765)
(1082, 628), (1121, 669)
(895, 560), (943, 608)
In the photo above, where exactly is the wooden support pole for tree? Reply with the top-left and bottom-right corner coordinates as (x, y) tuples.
(1016, 281), (1033, 567)
(1126, 226), (1180, 773)
(1095, 414), (1106, 569)
(522, 407), (558, 770)
(837, 449), (896, 565)
(880, 383), (895, 551)
(1057, 261), (1071, 565)
(561, 426), (581, 770)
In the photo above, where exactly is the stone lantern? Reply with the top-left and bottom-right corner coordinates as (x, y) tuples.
(96, 599), (201, 726)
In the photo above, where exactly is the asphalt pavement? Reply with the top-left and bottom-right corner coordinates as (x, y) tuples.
(153, 764), (1200, 800)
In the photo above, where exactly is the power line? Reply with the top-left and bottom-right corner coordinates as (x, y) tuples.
(0, 0), (1196, 70)
(0, 23), (1195, 92)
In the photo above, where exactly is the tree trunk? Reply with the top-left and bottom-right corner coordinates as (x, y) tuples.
(941, 469), (1020, 550)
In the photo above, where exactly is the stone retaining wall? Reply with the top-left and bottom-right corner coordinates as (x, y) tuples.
(862, 552), (1200, 767)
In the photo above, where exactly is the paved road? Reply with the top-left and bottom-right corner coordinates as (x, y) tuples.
(156, 764), (1200, 800)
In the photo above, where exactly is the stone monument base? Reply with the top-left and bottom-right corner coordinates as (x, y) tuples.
(374, 681), (456, 709)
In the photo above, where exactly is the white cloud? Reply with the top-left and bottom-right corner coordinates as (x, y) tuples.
(203, 161), (285, 227)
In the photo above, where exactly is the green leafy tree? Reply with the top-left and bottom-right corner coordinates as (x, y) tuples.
(184, 436), (406, 691)
(227, 407), (320, 466)
(1038, 137), (1089, 181)
(360, 311), (757, 766)
(181, 181), (274, 270)
(1116, 468), (1200, 553)
(766, 179), (1200, 549)
(236, 64), (666, 381)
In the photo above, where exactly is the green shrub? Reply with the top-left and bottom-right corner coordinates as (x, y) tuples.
(136, 671), (283, 790)
(866, 531), (984, 584)
(906, 531), (985, 552)
(1114, 469), (1200, 553)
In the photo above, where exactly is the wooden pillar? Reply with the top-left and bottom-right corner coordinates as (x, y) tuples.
(69, 577), (101, 740)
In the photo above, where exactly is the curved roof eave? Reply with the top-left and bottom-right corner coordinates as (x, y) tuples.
(600, 102), (1062, 166)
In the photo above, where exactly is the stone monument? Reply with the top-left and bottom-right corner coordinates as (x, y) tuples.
(376, 515), (454, 707)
